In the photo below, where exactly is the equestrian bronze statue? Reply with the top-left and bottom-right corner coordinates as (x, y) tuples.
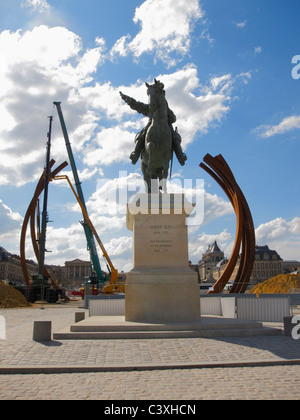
(120, 79), (187, 192)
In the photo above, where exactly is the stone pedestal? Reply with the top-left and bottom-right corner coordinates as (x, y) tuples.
(125, 194), (200, 323)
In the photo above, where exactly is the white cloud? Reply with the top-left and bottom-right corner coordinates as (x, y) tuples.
(83, 126), (134, 167)
(45, 224), (90, 265)
(0, 20), (238, 185)
(3, 26), (79, 68)
(78, 65), (238, 168)
(210, 74), (232, 92)
(255, 217), (300, 260)
(105, 236), (132, 257)
(189, 230), (232, 261)
(30, 221), (129, 268)
(110, 35), (131, 58)
(237, 72), (252, 84)
(55, 168), (103, 193)
(87, 172), (144, 217)
(254, 46), (262, 54)
(256, 217), (300, 240)
(235, 21), (247, 29)
(257, 115), (300, 138)
(160, 66), (232, 147)
(0, 25), (105, 186)
(0, 200), (23, 235)
(0, 200), (24, 255)
(112, 0), (204, 66)
(202, 193), (233, 224)
(77, 81), (137, 122)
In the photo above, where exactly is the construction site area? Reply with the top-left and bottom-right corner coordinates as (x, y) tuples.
(8, 102), (126, 307)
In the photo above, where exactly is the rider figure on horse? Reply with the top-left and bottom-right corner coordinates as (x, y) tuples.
(119, 80), (187, 168)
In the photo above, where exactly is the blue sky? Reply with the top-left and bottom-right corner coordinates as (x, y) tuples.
(0, 0), (300, 273)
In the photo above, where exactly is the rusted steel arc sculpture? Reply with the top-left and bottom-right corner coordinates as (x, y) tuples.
(202, 156), (245, 293)
(20, 160), (54, 287)
(199, 154), (255, 294)
(20, 160), (68, 289)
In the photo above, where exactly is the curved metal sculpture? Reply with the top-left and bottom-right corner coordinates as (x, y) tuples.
(200, 154), (255, 294)
(20, 159), (68, 289)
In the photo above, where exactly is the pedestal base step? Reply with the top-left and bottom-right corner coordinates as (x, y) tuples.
(53, 316), (282, 340)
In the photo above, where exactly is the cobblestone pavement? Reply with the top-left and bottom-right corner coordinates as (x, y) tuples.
(0, 302), (300, 400)
(1, 366), (300, 400)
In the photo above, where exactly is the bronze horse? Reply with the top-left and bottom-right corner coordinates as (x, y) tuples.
(120, 79), (185, 193)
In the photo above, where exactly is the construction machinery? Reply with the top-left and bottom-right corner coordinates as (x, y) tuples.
(20, 104), (125, 301)
(54, 174), (124, 293)
(53, 102), (124, 294)
(53, 102), (105, 288)
(20, 117), (67, 303)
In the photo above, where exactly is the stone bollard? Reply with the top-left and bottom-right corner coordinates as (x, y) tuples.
(33, 321), (52, 342)
(75, 312), (85, 323)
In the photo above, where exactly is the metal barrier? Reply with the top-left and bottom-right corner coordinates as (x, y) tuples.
(86, 293), (295, 321)
(200, 297), (222, 316)
(201, 294), (292, 321)
(89, 296), (125, 316)
(237, 296), (290, 322)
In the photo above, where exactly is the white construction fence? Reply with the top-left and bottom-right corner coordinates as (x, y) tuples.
(88, 294), (292, 322)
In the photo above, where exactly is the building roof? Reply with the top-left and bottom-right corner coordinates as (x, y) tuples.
(200, 241), (224, 263)
(255, 245), (282, 260)
(204, 241), (222, 254)
(209, 241), (222, 253)
(65, 259), (90, 265)
(0, 246), (10, 261)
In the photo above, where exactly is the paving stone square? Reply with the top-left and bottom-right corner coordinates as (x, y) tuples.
(0, 301), (300, 400)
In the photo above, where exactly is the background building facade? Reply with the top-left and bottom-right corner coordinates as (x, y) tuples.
(198, 242), (285, 290)
(0, 246), (37, 285)
(251, 245), (283, 283)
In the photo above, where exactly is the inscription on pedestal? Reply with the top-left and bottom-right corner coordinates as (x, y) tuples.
(133, 215), (188, 267)
(150, 224), (172, 254)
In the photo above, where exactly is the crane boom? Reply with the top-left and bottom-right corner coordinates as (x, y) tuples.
(53, 101), (103, 284)
(37, 116), (53, 280)
(54, 175), (123, 293)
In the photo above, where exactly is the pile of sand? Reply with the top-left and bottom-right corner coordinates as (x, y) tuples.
(0, 282), (31, 308)
(248, 274), (300, 294)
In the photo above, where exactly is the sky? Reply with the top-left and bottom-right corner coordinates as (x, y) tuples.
(0, 0), (300, 275)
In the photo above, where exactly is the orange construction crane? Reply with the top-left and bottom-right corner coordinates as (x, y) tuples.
(54, 175), (125, 294)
